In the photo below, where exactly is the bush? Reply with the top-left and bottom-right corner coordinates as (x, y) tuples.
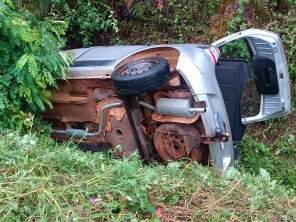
(0, 1), (71, 128)
(268, 7), (296, 79)
(49, 0), (118, 47)
(18, 0), (118, 47)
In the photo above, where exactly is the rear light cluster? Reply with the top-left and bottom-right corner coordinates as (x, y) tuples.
(207, 47), (220, 64)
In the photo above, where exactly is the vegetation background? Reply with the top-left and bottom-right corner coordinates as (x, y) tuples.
(0, 0), (295, 221)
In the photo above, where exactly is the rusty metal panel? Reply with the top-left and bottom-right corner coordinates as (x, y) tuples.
(43, 79), (114, 123)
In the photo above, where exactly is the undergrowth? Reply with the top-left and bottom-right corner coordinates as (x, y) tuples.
(118, 0), (220, 44)
(239, 133), (296, 189)
(0, 131), (295, 221)
(18, 0), (118, 48)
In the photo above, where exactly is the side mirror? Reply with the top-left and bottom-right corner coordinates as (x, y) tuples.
(252, 57), (279, 95)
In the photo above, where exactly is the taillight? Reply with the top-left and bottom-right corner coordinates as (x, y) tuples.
(207, 47), (220, 64)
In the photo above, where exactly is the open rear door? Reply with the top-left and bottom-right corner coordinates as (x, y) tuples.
(212, 29), (291, 124)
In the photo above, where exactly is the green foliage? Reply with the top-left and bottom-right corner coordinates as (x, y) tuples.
(220, 39), (251, 60)
(239, 136), (274, 174)
(132, 0), (157, 19)
(220, 0), (252, 60)
(123, 0), (220, 44)
(287, 0), (296, 4)
(240, 134), (296, 189)
(51, 0), (118, 47)
(0, 131), (295, 221)
(268, 7), (296, 79)
(18, 0), (118, 47)
(0, 1), (71, 128)
(227, 0), (251, 32)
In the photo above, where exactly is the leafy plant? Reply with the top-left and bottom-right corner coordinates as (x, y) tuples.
(67, 0), (118, 46)
(18, 0), (118, 47)
(51, 0), (118, 47)
(220, 39), (252, 60)
(240, 135), (296, 189)
(131, 1), (157, 19)
(0, 1), (71, 128)
(267, 7), (296, 79)
(218, 0), (252, 60)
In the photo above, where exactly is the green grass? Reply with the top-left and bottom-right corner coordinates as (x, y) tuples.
(239, 81), (296, 190)
(0, 131), (296, 221)
(239, 134), (296, 189)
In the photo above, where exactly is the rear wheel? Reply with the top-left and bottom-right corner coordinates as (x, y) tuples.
(111, 57), (170, 96)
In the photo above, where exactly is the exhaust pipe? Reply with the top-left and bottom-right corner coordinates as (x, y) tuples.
(139, 98), (206, 117)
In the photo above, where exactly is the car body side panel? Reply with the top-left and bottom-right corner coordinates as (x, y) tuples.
(176, 54), (234, 171)
(67, 48), (92, 60)
(67, 45), (212, 79)
(75, 46), (147, 61)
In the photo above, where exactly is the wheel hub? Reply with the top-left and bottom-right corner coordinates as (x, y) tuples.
(154, 123), (209, 162)
(120, 60), (157, 76)
(162, 133), (187, 159)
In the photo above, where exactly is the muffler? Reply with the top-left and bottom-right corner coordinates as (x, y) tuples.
(156, 98), (205, 117)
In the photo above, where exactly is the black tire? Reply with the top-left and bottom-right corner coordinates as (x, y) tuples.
(111, 57), (170, 96)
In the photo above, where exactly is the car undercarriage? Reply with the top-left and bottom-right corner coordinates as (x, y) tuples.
(43, 29), (291, 172)
(43, 53), (214, 165)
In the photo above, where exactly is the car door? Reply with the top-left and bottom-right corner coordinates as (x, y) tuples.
(212, 29), (291, 124)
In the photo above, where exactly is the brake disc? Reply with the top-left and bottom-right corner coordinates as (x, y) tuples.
(153, 123), (209, 162)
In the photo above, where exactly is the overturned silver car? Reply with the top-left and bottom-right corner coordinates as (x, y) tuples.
(43, 29), (291, 172)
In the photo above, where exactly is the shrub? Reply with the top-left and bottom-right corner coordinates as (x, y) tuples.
(50, 0), (118, 47)
(0, 1), (71, 128)
(17, 0), (118, 47)
(267, 7), (296, 79)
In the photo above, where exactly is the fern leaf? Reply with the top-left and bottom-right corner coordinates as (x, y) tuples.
(16, 54), (29, 71)
(27, 55), (38, 78)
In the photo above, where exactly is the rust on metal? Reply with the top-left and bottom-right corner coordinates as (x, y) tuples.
(153, 123), (209, 163)
(189, 144), (210, 164)
(200, 133), (229, 144)
(151, 113), (200, 124)
(50, 94), (89, 104)
(105, 107), (126, 131)
(153, 90), (192, 101)
(151, 90), (200, 124)
(166, 72), (182, 87)
(105, 114), (138, 158)
(44, 71), (211, 164)
(122, 96), (155, 162)
(43, 78), (139, 157)
(43, 79), (114, 123)
(96, 97), (126, 135)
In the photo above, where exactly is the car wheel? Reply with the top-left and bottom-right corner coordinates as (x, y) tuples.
(111, 57), (170, 96)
